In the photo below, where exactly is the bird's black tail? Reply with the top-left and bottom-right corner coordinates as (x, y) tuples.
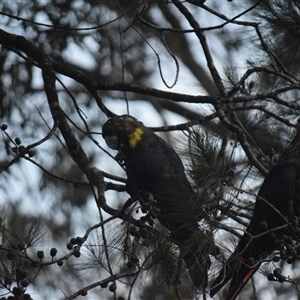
(224, 265), (259, 300)
(182, 242), (211, 289)
(210, 254), (259, 300)
(173, 226), (218, 289)
(210, 260), (234, 298)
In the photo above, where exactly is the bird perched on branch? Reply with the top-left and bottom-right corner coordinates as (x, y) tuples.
(210, 124), (300, 300)
(102, 114), (216, 289)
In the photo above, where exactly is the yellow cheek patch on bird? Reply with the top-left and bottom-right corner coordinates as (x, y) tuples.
(129, 128), (144, 148)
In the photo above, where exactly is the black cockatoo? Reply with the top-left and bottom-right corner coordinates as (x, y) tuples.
(210, 126), (300, 300)
(102, 115), (216, 288)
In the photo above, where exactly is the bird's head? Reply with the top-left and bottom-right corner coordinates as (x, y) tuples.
(102, 115), (146, 156)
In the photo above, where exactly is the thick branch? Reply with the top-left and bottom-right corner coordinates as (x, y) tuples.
(0, 29), (112, 214)
(172, 0), (226, 96)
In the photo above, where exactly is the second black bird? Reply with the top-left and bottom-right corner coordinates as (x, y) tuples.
(210, 126), (300, 300)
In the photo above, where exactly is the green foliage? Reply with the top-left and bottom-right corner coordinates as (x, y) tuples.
(189, 129), (222, 181)
(188, 128), (229, 209)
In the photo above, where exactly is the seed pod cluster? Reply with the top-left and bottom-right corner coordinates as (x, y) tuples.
(270, 216), (300, 259)
(126, 255), (139, 269)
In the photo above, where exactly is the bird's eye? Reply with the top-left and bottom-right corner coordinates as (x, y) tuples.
(105, 136), (119, 150)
